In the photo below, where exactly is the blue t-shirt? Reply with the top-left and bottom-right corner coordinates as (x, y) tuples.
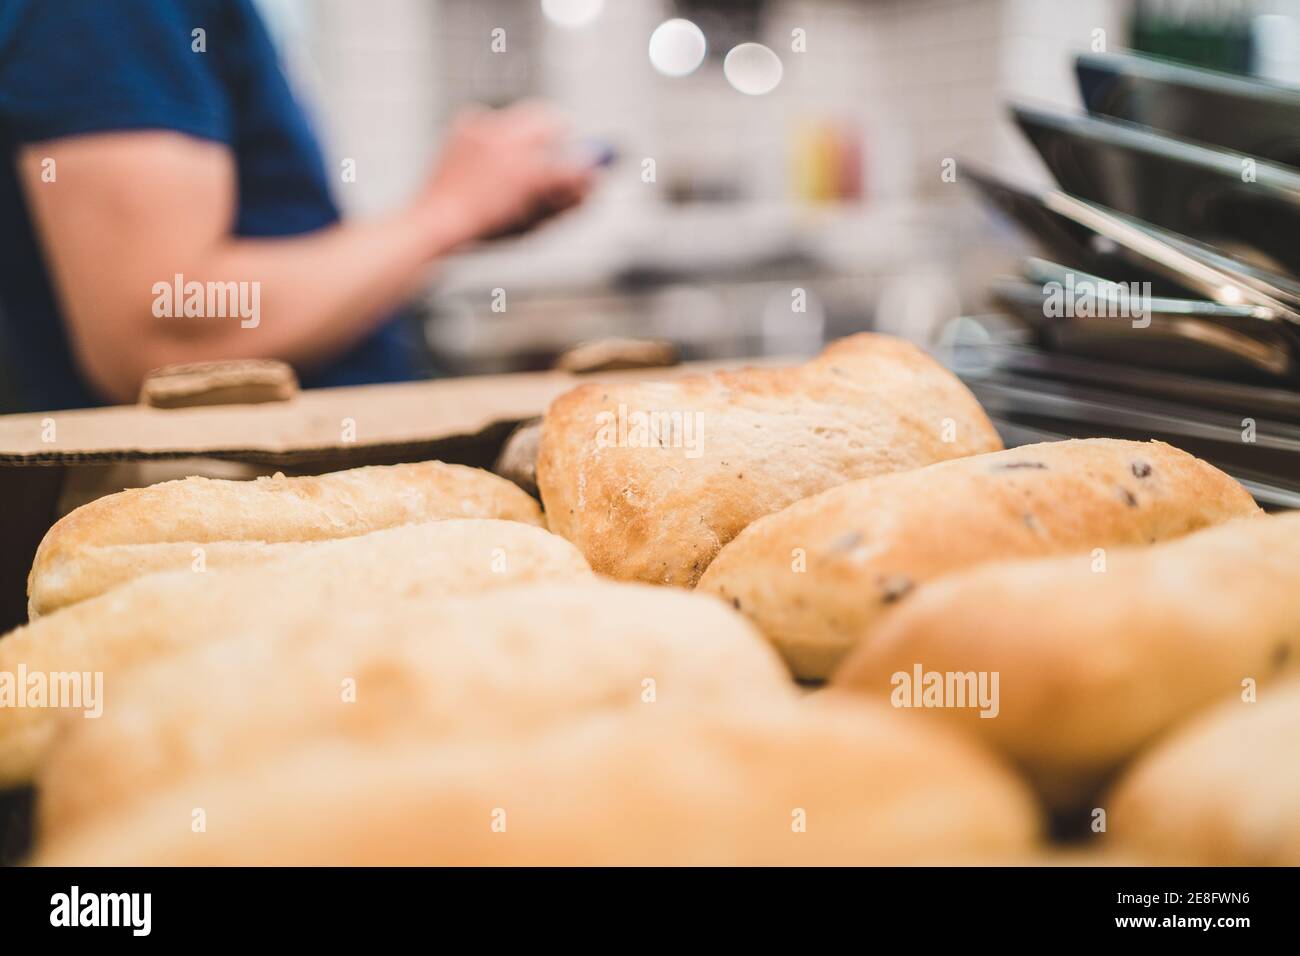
(0, 0), (425, 411)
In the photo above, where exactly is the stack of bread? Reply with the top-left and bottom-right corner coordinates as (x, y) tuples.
(2, 333), (1294, 866)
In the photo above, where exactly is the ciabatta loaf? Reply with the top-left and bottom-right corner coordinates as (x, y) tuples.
(28, 461), (544, 617)
(698, 439), (1260, 679)
(35, 699), (1039, 865)
(1107, 677), (1300, 865)
(834, 513), (1299, 806)
(0, 519), (588, 786)
(37, 580), (794, 838)
(537, 333), (1002, 587)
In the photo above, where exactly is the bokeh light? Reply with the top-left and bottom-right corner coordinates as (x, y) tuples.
(541, 0), (604, 29)
(648, 19), (707, 78)
(723, 43), (783, 95)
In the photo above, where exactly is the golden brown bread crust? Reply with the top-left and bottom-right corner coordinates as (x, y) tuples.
(0, 519), (589, 786)
(697, 438), (1261, 680)
(27, 460), (544, 618)
(536, 333), (1002, 587)
(37, 580), (794, 838)
(34, 698), (1040, 865)
(833, 513), (1298, 807)
(1107, 677), (1300, 865)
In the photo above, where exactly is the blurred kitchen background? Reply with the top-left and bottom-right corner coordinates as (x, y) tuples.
(234, 0), (1300, 377)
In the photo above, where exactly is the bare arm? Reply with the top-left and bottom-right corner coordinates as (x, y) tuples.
(19, 104), (591, 402)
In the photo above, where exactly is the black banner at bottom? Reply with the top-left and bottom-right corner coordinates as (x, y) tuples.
(0, 865), (1289, 941)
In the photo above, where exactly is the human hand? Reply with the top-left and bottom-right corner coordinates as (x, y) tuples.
(419, 101), (595, 248)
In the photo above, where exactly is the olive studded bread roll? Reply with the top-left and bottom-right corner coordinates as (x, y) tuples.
(697, 439), (1261, 680)
(36, 580), (795, 839)
(0, 519), (590, 786)
(35, 698), (1040, 866)
(537, 333), (1002, 588)
(1107, 677), (1300, 866)
(834, 513), (1300, 807)
(28, 460), (545, 618)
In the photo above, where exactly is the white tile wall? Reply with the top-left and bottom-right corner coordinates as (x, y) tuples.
(272, 0), (1135, 210)
(263, 0), (1133, 300)
(292, 0), (442, 217)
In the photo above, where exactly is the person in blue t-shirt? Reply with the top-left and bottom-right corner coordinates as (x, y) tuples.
(0, 0), (593, 411)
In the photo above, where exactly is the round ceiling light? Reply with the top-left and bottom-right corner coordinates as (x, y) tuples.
(541, 0), (604, 29)
(648, 18), (707, 77)
(723, 42), (783, 95)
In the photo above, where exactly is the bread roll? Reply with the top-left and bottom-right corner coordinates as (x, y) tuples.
(1107, 677), (1300, 865)
(0, 519), (589, 786)
(34, 699), (1040, 865)
(28, 460), (544, 617)
(834, 514), (1299, 806)
(697, 439), (1260, 680)
(537, 333), (1002, 588)
(37, 581), (794, 837)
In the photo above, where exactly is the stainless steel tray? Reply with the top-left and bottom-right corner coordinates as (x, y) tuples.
(1077, 51), (1300, 168)
(994, 259), (1296, 380)
(963, 166), (1300, 344)
(940, 329), (1300, 508)
(1012, 104), (1300, 275)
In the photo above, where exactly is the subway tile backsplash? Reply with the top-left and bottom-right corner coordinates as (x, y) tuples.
(289, 0), (1127, 216)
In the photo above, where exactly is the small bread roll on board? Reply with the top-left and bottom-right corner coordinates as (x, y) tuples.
(834, 513), (1300, 807)
(697, 438), (1260, 680)
(27, 460), (544, 618)
(34, 699), (1040, 866)
(537, 333), (1002, 588)
(36, 581), (794, 839)
(1107, 677), (1300, 866)
(0, 520), (589, 786)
